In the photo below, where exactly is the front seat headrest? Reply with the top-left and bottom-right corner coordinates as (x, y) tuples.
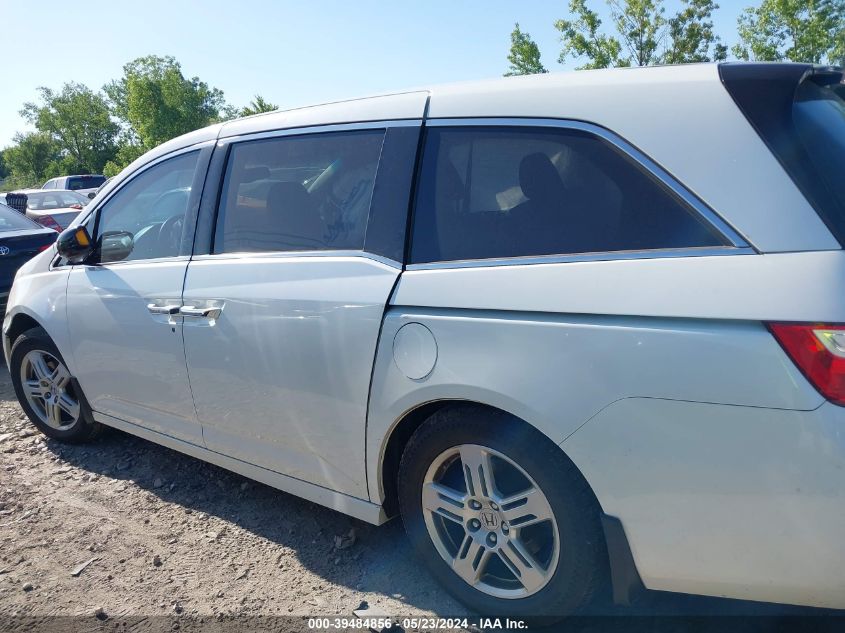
(519, 152), (566, 201)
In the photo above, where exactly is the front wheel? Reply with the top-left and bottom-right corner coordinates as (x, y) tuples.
(9, 327), (102, 442)
(398, 405), (606, 622)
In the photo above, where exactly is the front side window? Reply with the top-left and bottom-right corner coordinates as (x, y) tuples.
(410, 126), (727, 264)
(214, 130), (385, 254)
(95, 151), (199, 262)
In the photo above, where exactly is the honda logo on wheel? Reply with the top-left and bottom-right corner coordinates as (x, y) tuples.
(480, 511), (499, 529)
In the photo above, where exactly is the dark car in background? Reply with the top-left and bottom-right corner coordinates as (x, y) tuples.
(0, 203), (57, 314)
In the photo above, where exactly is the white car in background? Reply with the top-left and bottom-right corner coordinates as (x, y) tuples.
(42, 174), (106, 199)
(18, 189), (89, 231)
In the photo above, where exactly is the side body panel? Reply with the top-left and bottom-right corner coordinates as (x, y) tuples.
(182, 255), (400, 498)
(66, 259), (200, 444)
(563, 398), (845, 609)
(365, 302), (824, 504)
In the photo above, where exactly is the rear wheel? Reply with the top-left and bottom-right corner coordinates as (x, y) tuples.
(10, 327), (101, 442)
(398, 405), (606, 622)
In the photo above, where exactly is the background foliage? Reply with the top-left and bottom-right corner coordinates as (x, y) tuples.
(1, 0), (843, 191)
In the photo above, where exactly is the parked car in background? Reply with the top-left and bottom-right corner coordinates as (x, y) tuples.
(0, 203), (56, 314)
(1, 192), (29, 215)
(18, 189), (89, 231)
(3, 62), (845, 622)
(42, 174), (106, 199)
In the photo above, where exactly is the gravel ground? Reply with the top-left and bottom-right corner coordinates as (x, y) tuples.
(0, 360), (467, 626)
(0, 358), (839, 632)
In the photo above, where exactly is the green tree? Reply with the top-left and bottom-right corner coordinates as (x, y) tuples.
(733, 0), (845, 64)
(20, 82), (118, 174)
(240, 95), (278, 116)
(664, 0), (728, 63)
(557, 0), (729, 68)
(2, 132), (63, 189)
(556, 0), (628, 69)
(505, 23), (548, 76)
(609, 0), (666, 66)
(105, 55), (228, 158)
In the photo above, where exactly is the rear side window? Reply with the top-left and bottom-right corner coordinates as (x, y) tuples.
(410, 126), (727, 264)
(214, 130), (385, 254)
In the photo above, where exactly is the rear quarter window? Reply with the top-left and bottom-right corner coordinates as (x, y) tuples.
(410, 126), (728, 264)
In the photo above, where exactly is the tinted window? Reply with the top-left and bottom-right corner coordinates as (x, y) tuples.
(792, 78), (845, 241)
(67, 175), (106, 190)
(214, 130), (384, 254)
(410, 127), (727, 264)
(0, 204), (40, 231)
(96, 151), (199, 262)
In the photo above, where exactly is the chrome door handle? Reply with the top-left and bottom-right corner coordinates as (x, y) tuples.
(180, 306), (222, 319)
(147, 303), (182, 315)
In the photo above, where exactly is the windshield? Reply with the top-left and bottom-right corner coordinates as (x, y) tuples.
(0, 204), (40, 231)
(26, 190), (89, 210)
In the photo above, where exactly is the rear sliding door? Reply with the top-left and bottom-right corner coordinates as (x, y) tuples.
(183, 123), (420, 498)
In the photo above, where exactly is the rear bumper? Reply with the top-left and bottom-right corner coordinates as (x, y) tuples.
(563, 397), (845, 610)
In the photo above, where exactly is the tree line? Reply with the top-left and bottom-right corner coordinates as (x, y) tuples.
(1, 1), (842, 190)
(506, 0), (844, 74)
(0, 55), (277, 190)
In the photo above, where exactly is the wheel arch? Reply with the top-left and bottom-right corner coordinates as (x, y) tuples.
(4, 312), (44, 363)
(378, 397), (644, 605)
(378, 398), (600, 517)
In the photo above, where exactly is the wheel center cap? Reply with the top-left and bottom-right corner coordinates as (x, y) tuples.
(478, 510), (499, 529)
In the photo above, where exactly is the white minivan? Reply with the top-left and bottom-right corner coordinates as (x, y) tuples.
(4, 62), (845, 620)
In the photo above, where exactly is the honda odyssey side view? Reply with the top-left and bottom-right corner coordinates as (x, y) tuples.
(4, 62), (845, 621)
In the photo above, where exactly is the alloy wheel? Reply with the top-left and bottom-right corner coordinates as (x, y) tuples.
(19, 350), (80, 431)
(421, 444), (560, 599)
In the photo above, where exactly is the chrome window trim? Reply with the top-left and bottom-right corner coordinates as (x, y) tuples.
(218, 119), (421, 146)
(423, 117), (750, 252)
(191, 249), (401, 269)
(405, 246), (755, 271)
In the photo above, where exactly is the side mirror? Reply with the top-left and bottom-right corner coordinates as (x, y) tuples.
(99, 230), (134, 263)
(87, 192), (96, 200)
(56, 226), (94, 264)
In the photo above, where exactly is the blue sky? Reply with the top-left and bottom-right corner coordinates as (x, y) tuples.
(0, 0), (747, 149)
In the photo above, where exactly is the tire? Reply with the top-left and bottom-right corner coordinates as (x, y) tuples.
(398, 405), (607, 622)
(9, 327), (102, 443)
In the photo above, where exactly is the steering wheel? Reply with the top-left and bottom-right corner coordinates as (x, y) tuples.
(158, 214), (184, 255)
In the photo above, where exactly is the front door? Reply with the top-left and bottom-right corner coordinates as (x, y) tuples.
(66, 148), (206, 444)
(182, 128), (400, 498)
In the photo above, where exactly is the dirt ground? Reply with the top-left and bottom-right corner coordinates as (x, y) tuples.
(0, 360), (838, 632)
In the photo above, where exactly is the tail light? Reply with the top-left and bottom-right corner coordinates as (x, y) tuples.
(37, 215), (61, 232)
(69, 204), (83, 210)
(769, 323), (845, 405)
